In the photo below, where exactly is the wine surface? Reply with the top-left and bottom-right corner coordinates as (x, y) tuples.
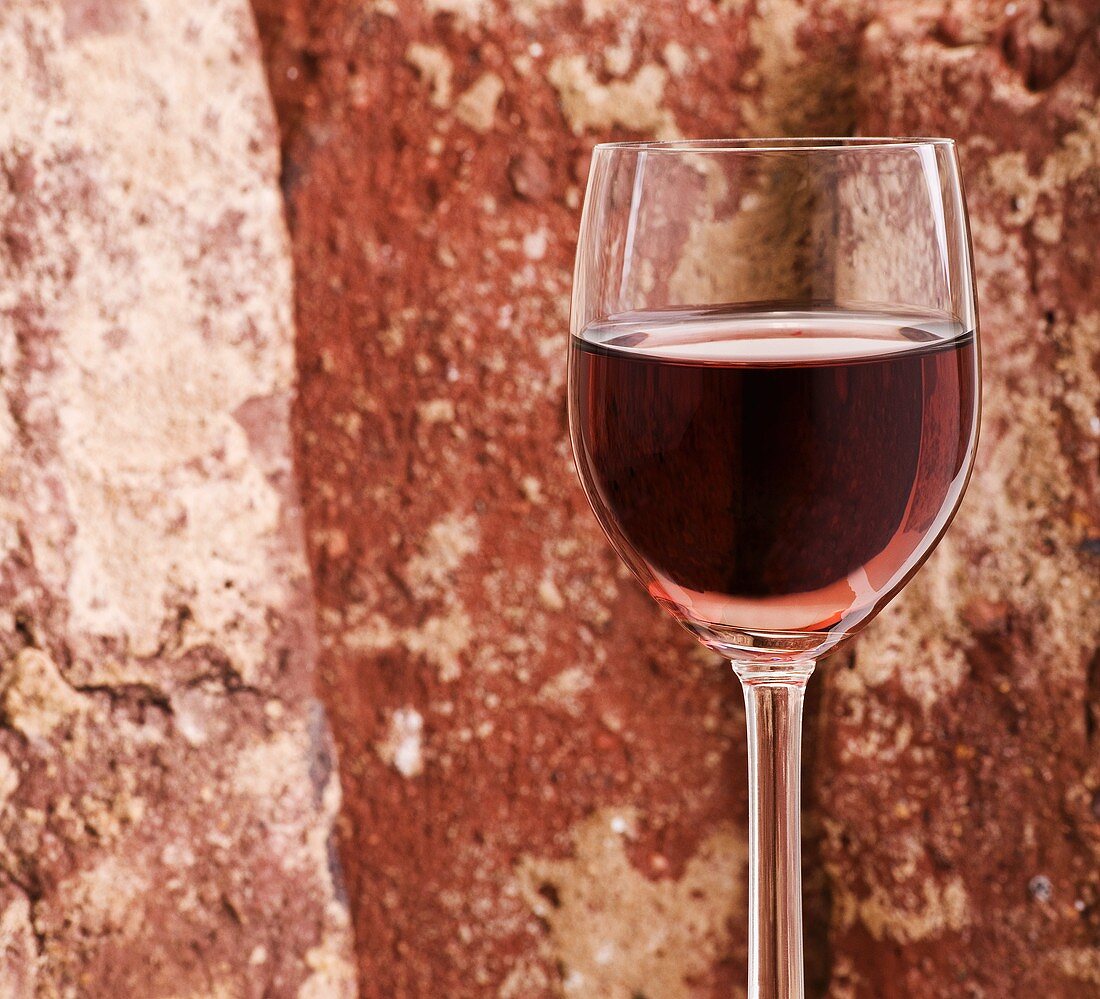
(569, 307), (979, 647)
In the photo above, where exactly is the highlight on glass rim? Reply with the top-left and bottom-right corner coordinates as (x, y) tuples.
(2, 3), (1095, 997)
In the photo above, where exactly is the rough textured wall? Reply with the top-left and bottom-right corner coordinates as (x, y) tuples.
(253, 0), (1098, 997)
(812, 4), (1100, 996)
(0, 1), (354, 995)
(254, 0), (869, 995)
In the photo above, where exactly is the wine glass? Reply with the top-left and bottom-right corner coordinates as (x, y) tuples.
(567, 138), (980, 998)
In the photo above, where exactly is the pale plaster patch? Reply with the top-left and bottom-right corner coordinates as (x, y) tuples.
(581, 0), (624, 20)
(342, 613), (400, 653)
(537, 666), (592, 715)
(341, 603), (474, 682)
(47, 856), (149, 939)
(499, 960), (553, 996)
(418, 398), (457, 424)
(838, 876), (970, 944)
(0, 751), (18, 810)
(1054, 312), (1100, 439)
(517, 808), (745, 998)
(986, 111), (1099, 229)
(232, 710), (352, 975)
(233, 727), (311, 808)
(744, 0), (858, 134)
(662, 41), (690, 76)
(298, 937), (358, 998)
(548, 55), (676, 137)
(1050, 947), (1100, 986)
(536, 574), (565, 611)
(455, 72), (505, 133)
(0, 890), (37, 996)
(668, 186), (817, 310)
(522, 228), (549, 261)
(403, 512), (480, 595)
(0, 648), (88, 739)
(377, 706), (425, 777)
(424, 0), (491, 22)
(404, 605), (475, 682)
(838, 540), (971, 710)
(509, 0), (566, 25)
(405, 43), (454, 108)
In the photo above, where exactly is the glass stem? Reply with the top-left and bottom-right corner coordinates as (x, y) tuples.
(732, 659), (815, 999)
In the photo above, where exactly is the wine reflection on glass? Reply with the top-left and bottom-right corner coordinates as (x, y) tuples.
(566, 138), (980, 998)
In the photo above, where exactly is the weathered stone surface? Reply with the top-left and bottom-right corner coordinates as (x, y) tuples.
(255, 0), (1097, 996)
(0, 1), (354, 995)
(254, 1), (861, 996)
(809, 4), (1100, 996)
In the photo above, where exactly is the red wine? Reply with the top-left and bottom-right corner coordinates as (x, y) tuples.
(569, 307), (979, 655)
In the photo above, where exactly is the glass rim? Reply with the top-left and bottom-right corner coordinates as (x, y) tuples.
(593, 136), (956, 154)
